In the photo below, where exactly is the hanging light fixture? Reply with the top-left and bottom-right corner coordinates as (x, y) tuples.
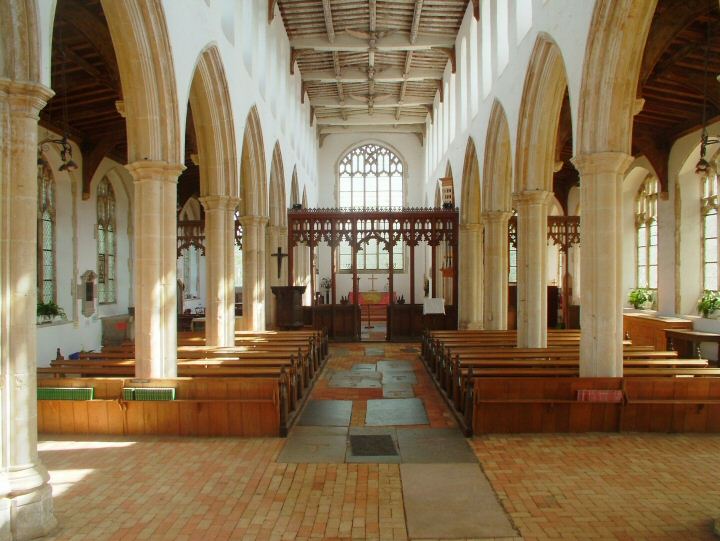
(37, 24), (79, 173)
(696, 2), (720, 175)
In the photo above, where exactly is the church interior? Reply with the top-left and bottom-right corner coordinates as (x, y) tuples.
(2, 0), (720, 539)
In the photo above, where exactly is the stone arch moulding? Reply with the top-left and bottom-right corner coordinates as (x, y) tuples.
(189, 44), (238, 199)
(240, 105), (268, 217)
(576, 0), (657, 155)
(269, 141), (287, 227)
(483, 100), (513, 212)
(515, 34), (569, 193)
(460, 137), (481, 224)
(101, 0), (181, 165)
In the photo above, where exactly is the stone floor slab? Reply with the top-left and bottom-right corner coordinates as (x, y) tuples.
(397, 428), (477, 463)
(364, 347), (385, 356)
(377, 359), (414, 371)
(328, 371), (382, 388)
(351, 363), (377, 372)
(365, 397), (429, 426)
(382, 371), (417, 385)
(382, 382), (415, 398)
(298, 399), (353, 426)
(401, 463), (518, 539)
(346, 427), (401, 464)
(277, 428), (348, 463)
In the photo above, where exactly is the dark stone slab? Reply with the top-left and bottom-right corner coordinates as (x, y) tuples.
(349, 434), (398, 456)
(346, 427), (401, 464)
(365, 398), (429, 426)
(400, 347), (419, 354)
(396, 428), (477, 463)
(298, 399), (352, 427)
(382, 383), (415, 398)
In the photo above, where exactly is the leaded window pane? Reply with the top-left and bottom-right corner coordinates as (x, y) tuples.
(649, 266), (657, 289)
(706, 264), (718, 292)
(97, 177), (117, 303)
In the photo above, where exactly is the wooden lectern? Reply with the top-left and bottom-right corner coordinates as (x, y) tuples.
(271, 285), (306, 329)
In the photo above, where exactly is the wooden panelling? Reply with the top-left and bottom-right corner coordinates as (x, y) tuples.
(623, 314), (692, 351)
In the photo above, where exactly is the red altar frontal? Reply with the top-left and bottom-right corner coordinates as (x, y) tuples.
(349, 291), (396, 305)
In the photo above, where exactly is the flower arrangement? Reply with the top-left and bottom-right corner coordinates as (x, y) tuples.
(628, 288), (654, 309)
(697, 290), (720, 318)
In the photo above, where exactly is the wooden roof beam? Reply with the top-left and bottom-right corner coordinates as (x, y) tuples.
(312, 96), (434, 108)
(322, 0), (335, 43)
(290, 33), (455, 52)
(319, 125), (425, 135)
(316, 113), (428, 126)
(410, 1), (424, 45)
(302, 67), (441, 83)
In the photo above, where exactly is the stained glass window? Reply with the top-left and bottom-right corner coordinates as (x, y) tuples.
(338, 144), (405, 271)
(702, 168), (719, 291)
(37, 160), (56, 303)
(97, 177), (116, 303)
(636, 176), (658, 290)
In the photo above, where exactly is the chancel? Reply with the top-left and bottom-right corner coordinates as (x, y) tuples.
(2, 1), (720, 539)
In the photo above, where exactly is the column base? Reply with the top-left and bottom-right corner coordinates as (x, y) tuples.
(0, 481), (56, 540)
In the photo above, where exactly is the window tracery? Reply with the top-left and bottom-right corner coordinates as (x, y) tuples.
(636, 176), (658, 290)
(97, 177), (116, 304)
(37, 160), (56, 303)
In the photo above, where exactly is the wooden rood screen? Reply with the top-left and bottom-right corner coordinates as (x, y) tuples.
(287, 207), (459, 308)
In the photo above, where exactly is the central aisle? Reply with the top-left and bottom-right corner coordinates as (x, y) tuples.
(278, 343), (519, 540)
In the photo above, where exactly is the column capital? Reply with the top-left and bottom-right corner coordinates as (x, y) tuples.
(199, 194), (232, 211)
(513, 189), (553, 207)
(239, 214), (269, 228)
(571, 152), (633, 177)
(460, 222), (483, 233)
(126, 160), (185, 182)
(482, 210), (513, 224)
(0, 78), (54, 118)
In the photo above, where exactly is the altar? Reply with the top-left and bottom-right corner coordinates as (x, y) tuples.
(349, 291), (396, 305)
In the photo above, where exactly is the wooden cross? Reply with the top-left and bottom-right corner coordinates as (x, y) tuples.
(270, 246), (288, 279)
(367, 274), (378, 290)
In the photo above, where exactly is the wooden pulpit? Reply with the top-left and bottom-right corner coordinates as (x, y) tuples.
(271, 285), (306, 329)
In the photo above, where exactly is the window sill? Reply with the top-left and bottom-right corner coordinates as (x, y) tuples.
(36, 317), (71, 328)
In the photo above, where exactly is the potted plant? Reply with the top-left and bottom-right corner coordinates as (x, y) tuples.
(37, 300), (66, 324)
(628, 288), (653, 309)
(697, 290), (720, 318)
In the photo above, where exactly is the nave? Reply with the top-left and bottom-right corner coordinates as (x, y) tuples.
(38, 343), (720, 541)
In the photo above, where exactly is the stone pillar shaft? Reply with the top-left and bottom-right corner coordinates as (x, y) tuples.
(240, 215), (267, 331)
(459, 223), (483, 329)
(482, 211), (511, 330)
(515, 190), (552, 348)
(126, 161), (183, 378)
(0, 78), (57, 540)
(573, 152), (633, 377)
(200, 195), (236, 347)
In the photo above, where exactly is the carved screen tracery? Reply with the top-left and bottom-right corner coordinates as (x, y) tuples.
(338, 144), (405, 271)
(97, 177), (117, 304)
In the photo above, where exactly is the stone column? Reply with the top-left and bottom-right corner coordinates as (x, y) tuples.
(482, 210), (512, 330)
(126, 161), (184, 378)
(573, 152), (633, 376)
(225, 198), (239, 342)
(458, 223), (483, 329)
(200, 195), (235, 347)
(514, 190), (553, 347)
(240, 215), (268, 331)
(0, 78), (57, 540)
(265, 224), (284, 328)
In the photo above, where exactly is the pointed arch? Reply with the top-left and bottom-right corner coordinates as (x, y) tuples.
(290, 166), (300, 206)
(515, 35), (568, 192)
(460, 137), (481, 224)
(0, 0), (41, 81)
(269, 142), (287, 227)
(576, 0), (656, 154)
(240, 105), (267, 217)
(189, 45), (238, 198)
(483, 100), (513, 212)
(101, 0), (181, 164)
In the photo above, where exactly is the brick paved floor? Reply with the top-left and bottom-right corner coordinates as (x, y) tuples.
(38, 344), (720, 540)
